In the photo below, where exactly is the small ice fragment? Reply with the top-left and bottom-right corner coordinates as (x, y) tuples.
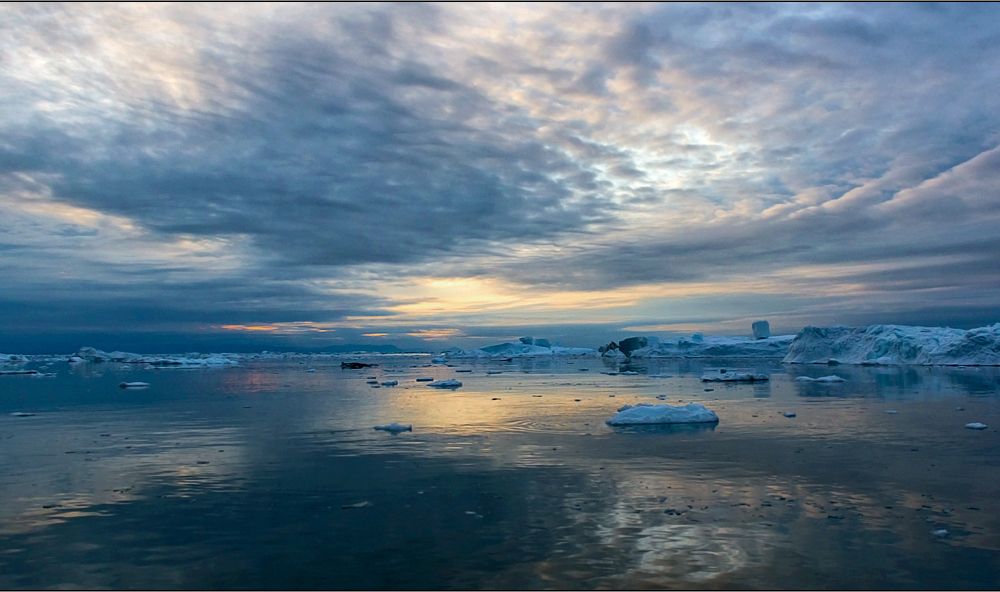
(415, 377), (434, 382)
(885, 410), (898, 414)
(465, 510), (476, 515)
(118, 382), (150, 389)
(427, 379), (462, 388)
(10, 412), (35, 417)
(380, 381), (398, 386)
(456, 369), (472, 373)
(931, 529), (948, 537)
(374, 423), (412, 433)
(486, 371), (503, 375)
(656, 395), (667, 400)
(783, 412), (796, 418)
(605, 371), (619, 375)
(965, 423), (988, 430)
(622, 371), (637, 375)
(366, 380), (378, 384)
(649, 374), (672, 378)
(956, 407), (965, 411)
(307, 368), (316, 373)
(342, 501), (372, 509)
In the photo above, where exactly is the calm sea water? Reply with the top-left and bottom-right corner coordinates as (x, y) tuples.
(1, 356), (999, 589)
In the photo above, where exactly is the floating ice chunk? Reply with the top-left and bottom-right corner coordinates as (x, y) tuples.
(455, 369), (472, 373)
(427, 379), (462, 388)
(431, 357), (447, 363)
(0, 369), (39, 375)
(415, 377), (434, 382)
(10, 412), (35, 417)
(374, 423), (412, 432)
(931, 529), (949, 537)
(486, 371), (503, 375)
(795, 375), (845, 382)
(965, 423), (988, 430)
(606, 403), (719, 426)
(701, 370), (769, 382)
(118, 382), (150, 389)
(691, 333), (704, 343)
(752, 320), (771, 339)
(622, 371), (637, 375)
(307, 368), (316, 372)
(342, 501), (372, 509)
(380, 381), (398, 386)
(603, 371), (619, 375)
(783, 412), (796, 418)
(885, 410), (898, 414)
(648, 373), (673, 378)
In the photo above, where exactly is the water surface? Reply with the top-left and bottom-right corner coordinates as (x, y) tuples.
(1, 356), (999, 589)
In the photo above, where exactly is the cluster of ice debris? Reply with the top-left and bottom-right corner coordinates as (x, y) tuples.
(782, 323), (1000, 366)
(628, 334), (795, 359)
(440, 336), (597, 359)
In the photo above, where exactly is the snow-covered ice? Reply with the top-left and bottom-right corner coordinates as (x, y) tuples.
(795, 375), (845, 382)
(606, 403), (719, 426)
(783, 323), (1000, 365)
(374, 423), (412, 432)
(701, 370), (769, 382)
(427, 379), (462, 388)
(70, 347), (239, 368)
(965, 423), (988, 430)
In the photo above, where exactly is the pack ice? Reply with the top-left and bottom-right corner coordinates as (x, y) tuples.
(783, 324), (1000, 365)
(606, 403), (719, 426)
(71, 347), (239, 367)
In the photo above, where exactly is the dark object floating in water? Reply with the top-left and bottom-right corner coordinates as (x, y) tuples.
(342, 362), (377, 369)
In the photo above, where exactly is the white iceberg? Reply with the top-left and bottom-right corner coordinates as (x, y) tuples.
(795, 375), (845, 382)
(701, 370), (769, 382)
(374, 423), (412, 432)
(427, 379), (462, 388)
(783, 323), (1000, 366)
(965, 423), (988, 430)
(606, 403), (719, 426)
(630, 334), (795, 359)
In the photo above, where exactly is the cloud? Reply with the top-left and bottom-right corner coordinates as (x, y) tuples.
(2, 3), (1000, 349)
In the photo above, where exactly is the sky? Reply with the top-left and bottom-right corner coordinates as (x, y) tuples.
(2, 3), (1000, 353)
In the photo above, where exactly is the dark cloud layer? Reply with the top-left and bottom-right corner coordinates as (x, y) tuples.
(2, 3), (1000, 351)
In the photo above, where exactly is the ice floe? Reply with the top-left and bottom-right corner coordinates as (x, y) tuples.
(783, 323), (1000, 366)
(380, 380), (398, 386)
(965, 423), (988, 430)
(374, 423), (412, 433)
(0, 369), (39, 375)
(427, 379), (462, 388)
(795, 375), (845, 382)
(606, 403), (719, 426)
(701, 370), (769, 382)
(118, 382), (150, 389)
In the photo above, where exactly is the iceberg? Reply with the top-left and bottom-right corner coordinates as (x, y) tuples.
(965, 423), (988, 430)
(701, 370), (769, 382)
(427, 379), (462, 388)
(630, 335), (795, 359)
(440, 340), (597, 359)
(782, 323), (1000, 365)
(70, 347), (239, 367)
(606, 403), (719, 426)
(118, 382), (150, 389)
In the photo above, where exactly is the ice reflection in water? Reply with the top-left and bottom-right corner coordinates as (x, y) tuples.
(0, 357), (998, 588)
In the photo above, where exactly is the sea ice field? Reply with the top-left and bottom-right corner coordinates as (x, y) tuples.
(2, 354), (1000, 589)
